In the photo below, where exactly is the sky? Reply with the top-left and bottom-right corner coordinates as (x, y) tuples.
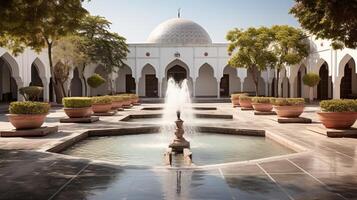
(83, 0), (299, 43)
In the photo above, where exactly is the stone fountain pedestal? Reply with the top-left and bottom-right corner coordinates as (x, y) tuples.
(169, 112), (190, 153)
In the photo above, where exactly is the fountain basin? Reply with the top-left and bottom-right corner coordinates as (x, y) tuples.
(60, 127), (295, 167)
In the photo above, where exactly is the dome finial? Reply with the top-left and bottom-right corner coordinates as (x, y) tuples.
(178, 8), (181, 18)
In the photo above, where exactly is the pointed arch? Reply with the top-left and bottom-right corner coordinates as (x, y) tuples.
(116, 65), (135, 94)
(70, 68), (83, 97)
(0, 53), (22, 101)
(339, 55), (357, 99)
(195, 63), (218, 97)
(220, 65), (241, 96)
(139, 64), (158, 97)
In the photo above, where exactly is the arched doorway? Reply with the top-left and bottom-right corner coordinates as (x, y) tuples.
(195, 64), (217, 97)
(0, 56), (18, 102)
(139, 64), (158, 97)
(167, 65), (187, 83)
(340, 58), (357, 99)
(317, 62), (332, 100)
(243, 68), (265, 96)
(30, 63), (44, 100)
(70, 68), (83, 97)
(116, 65), (135, 94)
(220, 66), (241, 97)
(296, 65), (307, 98)
(281, 77), (290, 98)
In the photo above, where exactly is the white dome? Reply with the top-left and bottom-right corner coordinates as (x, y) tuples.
(147, 18), (212, 45)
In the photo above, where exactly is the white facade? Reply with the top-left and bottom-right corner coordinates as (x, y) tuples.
(1, 17), (357, 102)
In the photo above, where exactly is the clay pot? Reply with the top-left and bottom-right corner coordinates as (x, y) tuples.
(122, 100), (132, 107)
(64, 107), (92, 118)
(317, 112), (357, 129)
(7, 114), (47, 130)
(239, 99), (253, 108)
(111, 101), (123, 110)
(274, 105), (304, 118)
(92, 103), (112, 113)
(252, 103), (273, 112)
(231, 98), (240, 107)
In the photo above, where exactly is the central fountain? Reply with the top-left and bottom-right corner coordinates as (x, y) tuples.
(169, 110), (190, 153)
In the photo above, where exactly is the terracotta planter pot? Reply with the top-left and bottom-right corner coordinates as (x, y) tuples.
(252, 103), (273, 112)
(92, 103), (112, 113)
(231, 98), (240, 107)
(123, 100), (132, 107)
(239, 99), (252, 108)
(7, 114), (47, 130)
(274, 105), (304, 118)
(64, 107), (92, 118)
(133, 98), (139, 103)
(317, 112), (357, 129)
(111, 101), (123, 109)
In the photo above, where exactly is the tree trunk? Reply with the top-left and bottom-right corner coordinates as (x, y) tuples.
(46, 40), (63, 103)
(309, 87), (314, 102)
(276, 68), (280, 97)
(251, 66), (259, 96)
(81, 64), (88, 96)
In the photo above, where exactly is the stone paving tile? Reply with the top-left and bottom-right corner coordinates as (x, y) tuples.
(259, 159), (303, 174)
(271, 173), (346, 200)
(224, 175), (291, 200)
(311, 172), (357, 199)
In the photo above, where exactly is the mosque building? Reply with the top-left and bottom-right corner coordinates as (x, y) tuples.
(0, 16), (356, 102)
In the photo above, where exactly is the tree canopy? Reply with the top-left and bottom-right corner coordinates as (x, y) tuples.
(270, 25), (309, 96)
(0, 0), (88, 54)
(226, 27), (277, 96)
(290, 0), (357, 49)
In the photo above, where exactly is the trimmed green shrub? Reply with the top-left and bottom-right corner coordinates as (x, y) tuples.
(9, 101), (50, 114)
(91, 96), (112, 105)
(63, 97), (92, 108)
(87, 73), (106, 88)
(231, 93), (249, 100)
(19, 86), (43, 101)
(271, 98), (305, 106)
(110, 95), (125, 102)
(320, 99), (357, 112)
(303, 73), (320, 87)
(252, 97), (273, 104)
(239, 95), (252, 101)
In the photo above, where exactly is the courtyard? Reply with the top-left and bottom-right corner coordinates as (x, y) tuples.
(0, 102), (356, 199)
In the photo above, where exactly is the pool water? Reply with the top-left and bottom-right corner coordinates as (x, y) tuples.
(125, 117), (233, 124)
(62, 133), (294, 166)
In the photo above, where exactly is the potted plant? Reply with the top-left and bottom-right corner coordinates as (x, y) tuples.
(129, 94), (140, 104)
(7, 101), (50, 129)
(19, 86), (44, 101)
(302, 73), (320, 102)
(63, 97), (92, 118)
(110, 95), (124, 110)
(121, 94), (132, 107)
(272, 98), (305, 118)
(230, 93), (248, 107)
(317, 99), (357, 129)
(239, 95), (253, 109)
(91, 96), (112, 113)
(252, 97), (274, 112)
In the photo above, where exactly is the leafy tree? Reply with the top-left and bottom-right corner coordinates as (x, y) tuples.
(271, 25), (309, 97)
(290, 0), (357, 49)
(53, 35), (90, 96)
(0, 0), (88, 103)
(79, 15), (129, 95)
(303, 73), (320, 101)
(226, 27), (277, 96)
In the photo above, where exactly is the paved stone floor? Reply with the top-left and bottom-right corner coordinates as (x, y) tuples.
(0, 103), (356, 200)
